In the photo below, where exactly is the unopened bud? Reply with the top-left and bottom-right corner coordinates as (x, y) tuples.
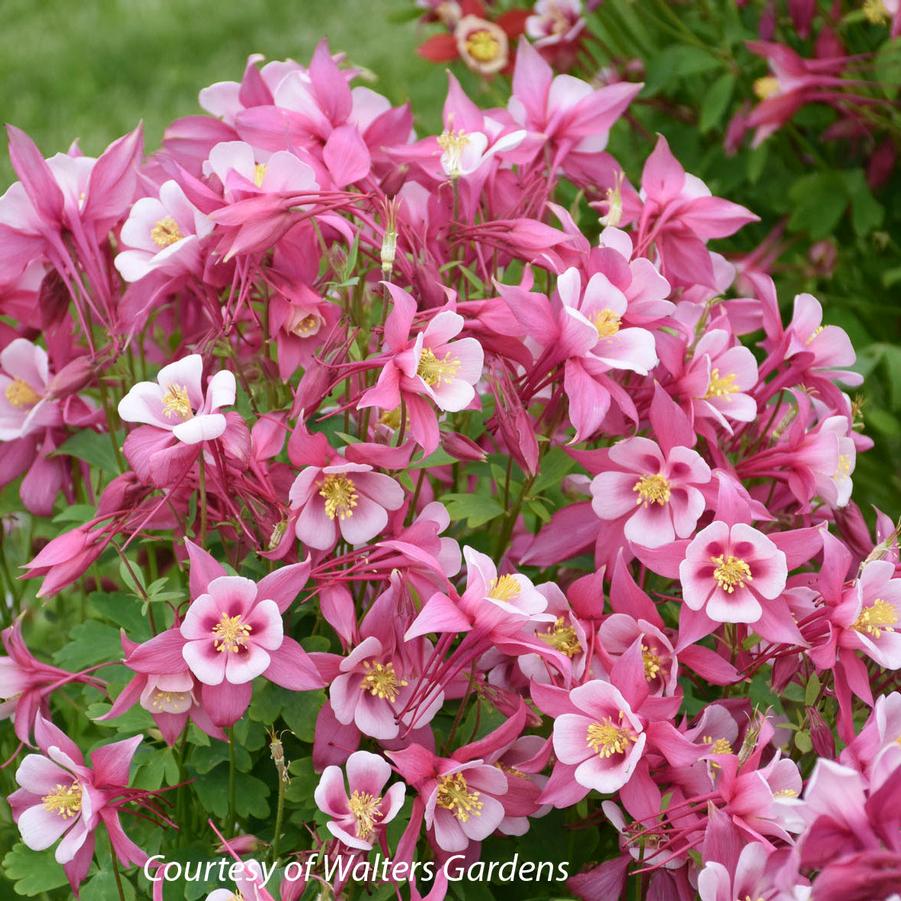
(442, 431), (486, 462)
(46, 356), (95, 399)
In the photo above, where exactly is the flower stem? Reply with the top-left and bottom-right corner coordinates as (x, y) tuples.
(227, 727), (237, 832)
(111, 854), (127, 901)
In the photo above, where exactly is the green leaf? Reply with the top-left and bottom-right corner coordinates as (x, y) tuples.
(2, 843), (69, 896)
(804, 673), (821, 707)
(699, 73), (735, 132)
(89, 591), (151, 642)
(52, 503), (96, 524)
(441, 493), (504, 528)
(53, 620), (122, 670)
(531, 447), (576, 495)
(875, 38), (901, 98)
(844, 169), (884, 236)
(794, 730), (813, 753)
(193, 767), (270, 819)
(55, 429), (119, 474)
(787, 172), (848, 239)
(81, 871), (136, 900)
(282, 689), (326, 742)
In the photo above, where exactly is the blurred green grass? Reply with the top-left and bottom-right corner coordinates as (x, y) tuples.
(0, 0), (443, 184)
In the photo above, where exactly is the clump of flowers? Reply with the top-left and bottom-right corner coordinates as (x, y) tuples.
(0, 4), (898, 900)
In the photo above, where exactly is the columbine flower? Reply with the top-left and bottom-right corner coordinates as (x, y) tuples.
(455, 16), (509, 75)
(314, 751), (406, 850)
(427, 761), (508, 852)
(114, 179), (214, 282)
(9, 717), (146, 892)
(590, 436), (710, 548)
(205, 140), (318, 200)
(551, 680), (646, 794)
(0, 338), (60, 441)
(289, 460), (404, 551)
(525, 0), (585, 47)
(679, 522), (788, 624)
(839, 559), (901, 670)
(117, 353), (236, 445)
(181, 576), (285, 686)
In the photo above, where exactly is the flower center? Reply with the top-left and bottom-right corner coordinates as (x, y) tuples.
(361, 661), (407, 702)
(436, 773), (483, 822)
(836, 454), (853, 478)
(212, 612), (253, 653)
(863, 0), (889, 24)
(806, 325), (825, 345)
(437, 129), (470, 178)
(148, 689), (192, 712)
(253, 162), (267, 187)
(711, 554), (753, 593)
(633, 473), (671, 507)
(586, 715), (636, 758)
(487, 574), (520, 603)
(416, 347), (461, 388)
(753, 76), (780, 100)
(289, 312), (322, 338)
(319, 474), (359, 520)
(642, 644), (662, 681)
(852, 598), (897, 639)
(705, 368), (738, 399)
(703, 735), (733, 755)
(348, 790), (383, 841)
(161, 383), (193, 420)
(42, 782), (82, 820)
(151, 216), (183, 248)
(592, 308), (622, 339)
(539, 617), (581, 657)
(465, 29), (501, 63)
(4, 378), (41, 409)
(773, 788), (798, 798)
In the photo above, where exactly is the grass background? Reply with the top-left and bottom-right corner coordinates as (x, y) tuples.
(0, 0), (444, 184)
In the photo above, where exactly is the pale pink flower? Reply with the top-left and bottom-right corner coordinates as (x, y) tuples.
(114, 179), (214, 282)
(180, 576), (284, 685)
(0, 338), (60, 441)
(117, 353), (236, 445)
(526, 0), (585, 47)
(204, 140), (318, 199)
(289, 460), (404, 550)
(679, 522), (788, 623)
(838, 560), (901, 670)
(314, 751), (406, 850)
(551, 679), (646, 793)
(590, 436), (710, 548)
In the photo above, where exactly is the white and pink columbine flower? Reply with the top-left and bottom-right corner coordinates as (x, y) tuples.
(590, 436), (711, 548)
(686, 329), (759, 427)
(114, 179), (214, 283)
(289, 460), (405, 550)
(204, 140), (318, 200)
(551, 679), (646, 794)
(525, 0), (586, 47)
(314, 751), (406, 850)
(117, 353), (236, 445)
(679, 522), (788, 624)
(838, 559), (901, 670)
(0, 338), (60, 441)
(180, 576), (284, 685)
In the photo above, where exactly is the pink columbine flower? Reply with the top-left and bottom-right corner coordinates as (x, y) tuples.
(181, 576), (286, 686)
(837, 559), (901, 670)
(289, 460), (405, 550)
(358, 284), (484, 453)
(114, 179), (214, 282)
(551, 679), (646, 794)
(118, 353), (236, 445)
(0, 338), (61, 441)
(526, 0), (585, 47)
(314, 750), (406, 850)
(679, 522), (788, 624)
(9, 717), (146, 892)
(205, 140), (318, 200)
(590, 436), (710, 548)
(454, 16), (509, 75)
(205, 859), (275, 901)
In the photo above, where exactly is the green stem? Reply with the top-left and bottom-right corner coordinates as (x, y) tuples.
(111, 854), (127, 901)
(227, 727), (237, 832)
(272, 769), (286, 862)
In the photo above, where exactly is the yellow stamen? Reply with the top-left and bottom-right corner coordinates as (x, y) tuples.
(633, 474), (671, 507)
(437, 129), (471, 179)
(289, 313), (322, 338)
(863, 0), (889, 24)
(149, 689), (191, 711)
(488, 574), (520, 603)
(348, 790), (383, 841)
(773, 788), (798, 798)
(711, 554), (753, 594)
(161, 383), (193, 420)
(705, 368), (738, 399)
(4, 378), (41, 409)
(592, 308), (622, 339)
(539, 617), (581, 657)
(806, 325), (825, 345)
(42, 782), (82, 820)
(212, 612), (252, 653)
(253, 162), (267, 187)
(852, 598), (897, 640)
(416, 347), (461, 388)
(703, 736), (733, 756)
(379, 407), (403, 430)
(642, 644), (662, 681)
(319, 474), (358, 520)
(753, 76), (780, 100)
(465, 29), (501, 63)
(586, 714), (636, 758)
(150, 216), (183, 248)
(836, 454), (853, 478)
(361, 661), (407, 702)
(436, 773), (483, 822)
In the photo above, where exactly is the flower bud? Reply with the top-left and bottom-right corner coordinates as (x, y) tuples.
(46, 355), (95, 399)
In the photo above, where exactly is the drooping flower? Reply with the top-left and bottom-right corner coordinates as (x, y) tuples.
(314, 751), (406, 850)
